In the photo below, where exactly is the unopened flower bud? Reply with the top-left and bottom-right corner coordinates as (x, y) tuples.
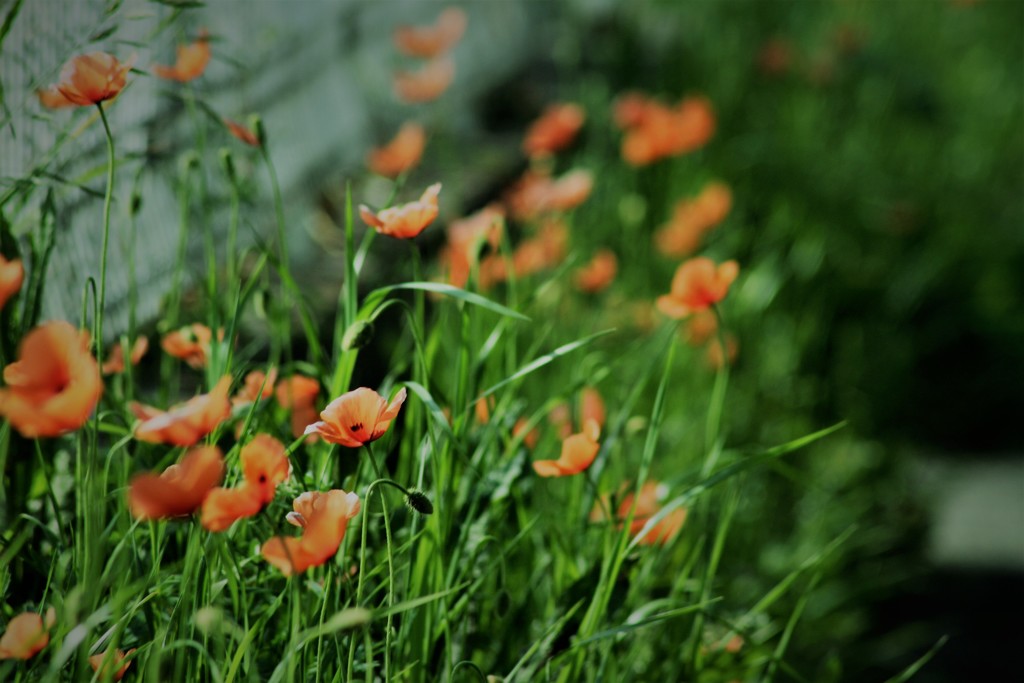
(219, 148), (237, 182)
(405, 490), (433, 516)
(249, 114), (267, 147)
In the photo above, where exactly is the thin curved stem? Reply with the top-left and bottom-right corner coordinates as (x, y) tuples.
(95, 104), (115, 366)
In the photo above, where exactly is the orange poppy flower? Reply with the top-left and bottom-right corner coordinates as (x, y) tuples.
(161, 323), (220, 369)
(262, 489), (361, 575)
(201, 432), (291, 531)
(359, 183), (441, 239)
(620, 95), (715, 166)
(523, 102), (585, 158)
(654, 182), (733, 258)
(505, 169), (593, 221)
(393, 7), (467, 58)
(509, 218), (569, 279)
(88, 648), (135, 681)
(594, 481), (687, 545)
(131, 376), (232, 445)
(394, 56), (455, 104)
(0, 254), (25, 311)
(574, 249), (618, 293)
(656, 257), (739, 319)
(441, 204), (505, 288)
(101, 336), (149, 375)
(367, 122), (427, 178)
(275, 375), (321, 440)
(127, 445), (225, 520)
(0, 609), (54, 660)
(153, 29), (211, 82)
(275, 375), (320, 410)
(41, 52), (131, 107)
(224, 118), (260, 147)
(532, 419), (601, 477)
(613, 91), (657, 129)
(232, 368), (278, 406)
(304, 387), (407, 447)
(0, 321), (102, 438)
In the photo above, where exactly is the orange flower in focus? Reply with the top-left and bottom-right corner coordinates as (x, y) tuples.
(523, 102), (585, 158)
(232, 368), (278, 406)
(262, 489), (361, 575)
(532, 419), (601, 477)
(574, 249), (618, 293)
(360, 183), (441, 239)
(43, 52), (131, 106)
(201, 434), (290, 531)
(393, 7), (467, 58)
(304, 386), (407, 447)
(394, 57), (455, 103)
(506, 169), (593, 221)
(0, 321), (102, 438)
(88, 648), (135, 680)
(0, 254), (25, 311)
(101, 337), (149, 375)
(596, 481), (687, 545)
(127, 445), (224, 520)
(131, 376), (232, 445)
(0, 609), (54, 660)
(618, 94), (715, 166)
(224, 118), (260, 147)
(161, 323), (219, 369)
(654, 182), (732, 257)
(656, 257), (739, 319)
(153, 29), (211, 82)
(367, 122), (427, 178)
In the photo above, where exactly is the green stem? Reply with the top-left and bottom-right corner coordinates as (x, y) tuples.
(702, 304), (731, 476)
(94, 104), (115, 369)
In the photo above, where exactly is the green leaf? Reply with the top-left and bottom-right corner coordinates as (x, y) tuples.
(375, 282), (530, 321)
(478, 329), (616, 400)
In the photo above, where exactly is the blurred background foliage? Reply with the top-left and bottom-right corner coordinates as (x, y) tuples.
(1, 0), (1021, 680)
